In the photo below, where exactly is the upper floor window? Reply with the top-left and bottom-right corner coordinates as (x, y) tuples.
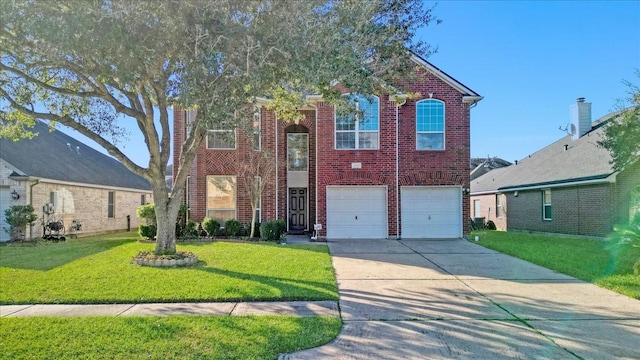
(335, 94), (379, 149)
(207, 121), (236, 149)
(253, 107), (261, 151)
(416, 99), (445, 150)
(542, 189), (552, 220)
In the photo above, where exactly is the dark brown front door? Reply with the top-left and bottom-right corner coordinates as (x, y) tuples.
(289, 188), (307, 234)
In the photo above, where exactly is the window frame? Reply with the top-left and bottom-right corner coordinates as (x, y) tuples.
(473, 199), (481, 218)
(206, 117), (236, 150)
(416, 99), (446, 151)
(542, 189), (552, 220)
(496, 193), (503, 218)
(206, 175), (237, 225)
(287, 133), (309, 171)
(107, 191), (115, 218)
(253, 106), (261, 151)
(335, 94), (380, 150)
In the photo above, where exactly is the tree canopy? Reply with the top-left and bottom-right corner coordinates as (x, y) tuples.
(599, 71), (640, 172)
(1, 0), (436, 254)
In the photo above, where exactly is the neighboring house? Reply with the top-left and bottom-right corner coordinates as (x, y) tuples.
(0, 121), (153, 241)
(173, 54), (482, 239)
(470, 156), (511, 181)
(470, 98), (640, 236)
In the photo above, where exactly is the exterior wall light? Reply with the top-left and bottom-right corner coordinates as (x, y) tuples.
(11, 189), (20, 200)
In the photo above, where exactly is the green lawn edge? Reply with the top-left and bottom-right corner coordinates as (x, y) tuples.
(0, 232), (338, 304)
(0, 315), (342, 360)
(471, 230), (640, 299)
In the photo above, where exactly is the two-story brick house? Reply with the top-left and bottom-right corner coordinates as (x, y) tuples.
(173, 54), (482, 239)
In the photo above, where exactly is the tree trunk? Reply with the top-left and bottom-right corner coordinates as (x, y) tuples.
(150, 177), (181, 255)
(249, 199), (258, 239)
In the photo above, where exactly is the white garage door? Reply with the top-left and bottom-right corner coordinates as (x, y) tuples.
(0, 188), (11, 242)
(401, 186), (462, 238)
(326, 186), (387, 239)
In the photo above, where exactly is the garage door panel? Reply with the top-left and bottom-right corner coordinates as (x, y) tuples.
(401, 187), (461, 239)
(327, 187), (387, 239)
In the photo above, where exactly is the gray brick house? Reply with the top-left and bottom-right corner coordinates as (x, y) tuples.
(470, 98), (640, 237)
(0, 121), (153, 241)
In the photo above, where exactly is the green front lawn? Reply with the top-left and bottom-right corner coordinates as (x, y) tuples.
(472, 231), (640, 299)
(0, 316), (341, 360)
(0, 232), (338, 304)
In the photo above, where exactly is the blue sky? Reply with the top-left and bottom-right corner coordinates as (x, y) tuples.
(60, 0), (640, 166)
(421, 0), (640, 163)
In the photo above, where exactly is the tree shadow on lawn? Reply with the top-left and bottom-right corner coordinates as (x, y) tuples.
(194, 265), (339, 301)
(0, 238), (133, 271)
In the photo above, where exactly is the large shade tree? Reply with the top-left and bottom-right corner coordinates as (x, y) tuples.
(599, 71), (640, 172)
(1, 0), (436, 255)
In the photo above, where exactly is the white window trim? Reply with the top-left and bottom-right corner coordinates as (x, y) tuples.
(542, 189), (552, 221)
(287, 133), (309, 171)
(206, 129), (236, 149)
(416, 99), (446, 151)
(496, 193), (503, 218)
(253, 106), (261, 151)
(206, 175), (237, 224)
(335, 94), (380, 150)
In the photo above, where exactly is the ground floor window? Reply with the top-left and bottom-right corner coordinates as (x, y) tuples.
(107, 191), (115, 218)
(542, 189), (552, 220)
(473, 200), (481, 218)
(496, 194), (503, 218)
(207, 175), (236, 225)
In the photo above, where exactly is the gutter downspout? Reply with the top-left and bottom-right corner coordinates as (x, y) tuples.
(393, 95), (406, 240)
(311, 102), (319, 240)
(395, 102), (400, 240)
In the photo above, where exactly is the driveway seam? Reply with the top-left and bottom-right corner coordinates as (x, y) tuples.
(399, 239), (585, 359)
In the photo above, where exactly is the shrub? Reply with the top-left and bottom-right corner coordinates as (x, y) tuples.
(3, 205), (37, 240)
(245, 221), (261, 238)
(136, 203), (156, 224)
(274, 219), (286, 237)
(224, 219), (242, 237)
(202, 218), (220, 238)
(485, 220), (497, 230)
(608, 213), (640, 275)
(138, 224), (157, 239)
(182, 220), (200, 238)
(260, 221), (279, 242)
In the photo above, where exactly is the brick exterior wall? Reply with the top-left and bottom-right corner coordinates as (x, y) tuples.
(7, 178), (151, 239)
(507, 184), (615, 237)
(173, 66), (473, 238)
(470, 193), (507, 231)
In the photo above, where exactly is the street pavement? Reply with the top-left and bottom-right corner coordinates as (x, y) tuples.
(280, 238), (640, 360)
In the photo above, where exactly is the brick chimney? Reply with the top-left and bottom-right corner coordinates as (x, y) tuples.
(570, 97), (591, 140)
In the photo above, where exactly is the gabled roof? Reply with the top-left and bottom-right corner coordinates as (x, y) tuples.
(410, 53), (482, 103)
(470, 157), (511, 181)
(0, 121), (151, 191)
(471, 112), (619, 195)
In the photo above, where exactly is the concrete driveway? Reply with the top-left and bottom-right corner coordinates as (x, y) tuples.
(281, 238), (640, 359)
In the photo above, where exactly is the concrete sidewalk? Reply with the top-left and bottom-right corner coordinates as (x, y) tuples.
(281, 238), (640, 360)
(1, 300), (339, 318)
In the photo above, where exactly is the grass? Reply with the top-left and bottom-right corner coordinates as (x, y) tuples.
(0, 315), (342, 360)
(0, 232), (338, 304)
(472, 230), (640, 299)
(0, 232), (341, 359)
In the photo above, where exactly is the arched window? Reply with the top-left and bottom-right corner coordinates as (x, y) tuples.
(416, 99), (445, 150)
(335, 94), (379, 149)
